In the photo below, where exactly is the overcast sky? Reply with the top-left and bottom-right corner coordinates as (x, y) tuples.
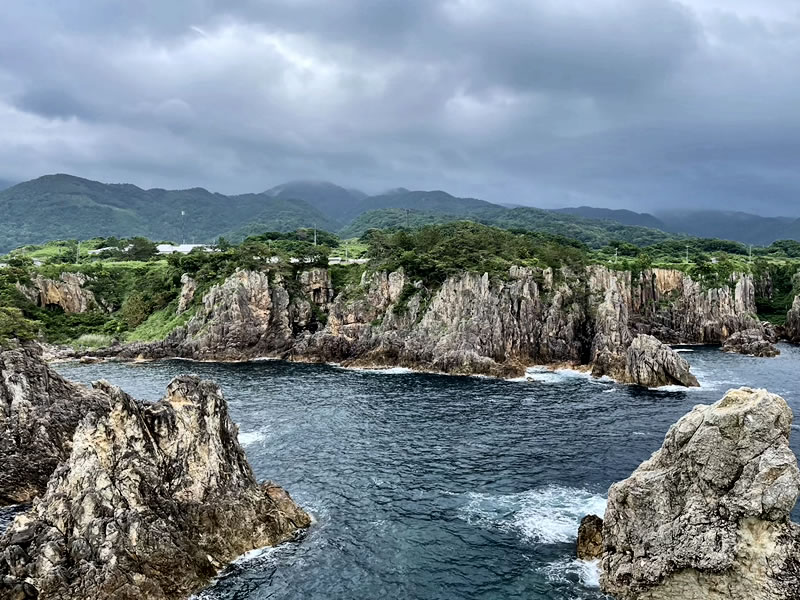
(1, 0), (799, 214)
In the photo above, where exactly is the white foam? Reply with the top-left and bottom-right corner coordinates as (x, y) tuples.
(347, 366), (414, 375)
(459, 485), (607, 544)
(524, 367), (594, 385)
(237, 431), (265, 446)
(541, 558), (601, 589)
(233, 544), (280, 564)
(674, 349), (694, 353)
(251, 356), (281, 362)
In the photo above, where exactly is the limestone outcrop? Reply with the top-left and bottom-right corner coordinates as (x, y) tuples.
(0, 342), (107, 504)
(590, 280), (698, 387)
(176, 273), (197, 314)
(624, 335), (699, 387)
(599, 387), (800, 600)
(787, 295), (800, 343)
(0, 375), (310, 600)
(722, 328), (780, 357)
(17, 272), (98, 313)
(97, 264), (761, 386)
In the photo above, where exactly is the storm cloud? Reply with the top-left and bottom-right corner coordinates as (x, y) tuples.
(0, 0), (798, 214)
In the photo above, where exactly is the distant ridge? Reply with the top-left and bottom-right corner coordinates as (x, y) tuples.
(555, 206), (665, 230)
(0, 172), (797, 252)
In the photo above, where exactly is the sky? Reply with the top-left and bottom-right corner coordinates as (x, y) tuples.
(1, 0), (799, 215)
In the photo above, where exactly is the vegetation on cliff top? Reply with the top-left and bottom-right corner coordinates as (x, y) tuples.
(1, 222), (799, 347)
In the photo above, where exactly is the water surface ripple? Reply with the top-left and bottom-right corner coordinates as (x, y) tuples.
(9, 345), (797, 599)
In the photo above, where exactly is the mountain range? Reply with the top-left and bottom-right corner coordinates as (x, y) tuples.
(0, 174), (797, 253)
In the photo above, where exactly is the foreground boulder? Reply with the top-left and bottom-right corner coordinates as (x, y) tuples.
(576, 514), (604, 561)
(722, 328), (780, 357)
(600, 387), (800, 599)
(0, 342), (107, 504)
(0, 375), (310, 600)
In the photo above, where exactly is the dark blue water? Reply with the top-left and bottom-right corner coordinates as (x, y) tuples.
(6, 345), (800, 599)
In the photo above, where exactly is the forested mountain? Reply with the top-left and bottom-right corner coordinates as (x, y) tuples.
(343, 206), (677, 248)
(656, 211), (800, 246)
(556, 206), (800, 246)
(0, 173), (798, 252)
(0, 175), (329, 251)
(554, 206), (665, 229)
(263, 181), (367, 226)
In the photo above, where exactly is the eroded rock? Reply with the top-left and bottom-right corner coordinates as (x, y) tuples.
(176, 273), (197, 314)
(0, 375), (310, 600)
(624, 334), (699, 388)
(787, 296), (800, 343)
(577, 514), (604, 561)
(600, 387), (800, 599)
(0, 342), (107, 505)
(17, 272), (98, 313)
(722, 328), (780, 357)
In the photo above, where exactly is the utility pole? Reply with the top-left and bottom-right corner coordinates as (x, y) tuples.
(614, 248), (618, 262)
(313, 224), (317, 246)
(181, 210), (186, 244)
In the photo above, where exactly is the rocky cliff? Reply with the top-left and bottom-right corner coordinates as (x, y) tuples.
(0, 374), (310, 600)
(17, 272), (98, 313)
(0, 342), (107, 504)
(105, 264), (762, 386)
(787, 295), (800, 343)
(722, 328), (780, 357)
(597, 387), (800, 599)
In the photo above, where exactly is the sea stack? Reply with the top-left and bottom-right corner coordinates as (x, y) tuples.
(0, 374), (310, 600)
(585, 387), (800, 599)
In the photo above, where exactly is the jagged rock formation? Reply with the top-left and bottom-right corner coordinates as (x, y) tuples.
(0, 375), (310, 600)
(722, 328), (780, 357)
(0, 342), (107, 504)
(627, 269), (761, 343)
(100, 265), (760, 386)
(787, 296), (800, 343)
(17, 272), (98, 313)
(176, 273), (197, 314)
(624, 334), (699, 387)
(590, 280), (698, 387)
(590, 283), (633, 382)
(577, 514), (604, 561)
(600, 387), (800, 600)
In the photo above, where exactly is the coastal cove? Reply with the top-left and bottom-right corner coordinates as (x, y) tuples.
(15, 343), (796, 600)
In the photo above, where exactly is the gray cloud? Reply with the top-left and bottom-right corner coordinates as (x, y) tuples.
(0, 0), (798, 215)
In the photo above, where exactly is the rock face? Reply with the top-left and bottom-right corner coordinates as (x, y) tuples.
(600, 387), (800, 600)
(0, 375), (310, 600)
(590, 280), (698, 387)
(624, 335), (699, 387)
(787, 296), (800, 343)
(17, 272), (98, 313)
(176, 273), (197, 314)
(0, 342), (107, 504)
(722, 328), (780, 357)
(577, 514), (604, 561)
(105, 265), (761, 386)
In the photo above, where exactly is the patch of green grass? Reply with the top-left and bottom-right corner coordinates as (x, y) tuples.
(72, 333), (114, 349)
(126, 304), (195, 342)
